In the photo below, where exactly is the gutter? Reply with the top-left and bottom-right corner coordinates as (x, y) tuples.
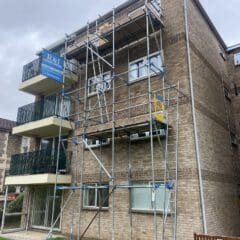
(227, 43), (240, 53)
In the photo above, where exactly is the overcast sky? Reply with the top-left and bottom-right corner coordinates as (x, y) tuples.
(0, 0), (239, 121)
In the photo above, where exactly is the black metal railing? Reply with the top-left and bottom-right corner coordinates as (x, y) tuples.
(22, 58), (41, 82)
(16, 94), (71, 126)
(22, 56), (78, 82)
(9, 149), (67, 176)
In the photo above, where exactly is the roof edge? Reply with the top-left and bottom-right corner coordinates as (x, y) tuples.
(192, 0), (227, 49)
(36, 0), (141, 55)
(38, 0), (233, 55)
(227, 43), (240, 53)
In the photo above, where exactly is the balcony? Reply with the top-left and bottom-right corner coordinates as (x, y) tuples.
(5, 149), (71, 185)
(12, 94), (74, 137)
(19, 56), (78, 95)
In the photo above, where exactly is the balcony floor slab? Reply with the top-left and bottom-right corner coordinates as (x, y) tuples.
(5, 173), (72, 186)
(19, 73), (77, 95)
(12, 116), (74, 137)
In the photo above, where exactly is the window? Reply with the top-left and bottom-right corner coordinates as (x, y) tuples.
(83, 183), (109, 208)
(234, 53), (240, 66)
(150, 54), (164, 74)
(151, 0), (161, 12)
(65, 59), (78, 74)
(129, 59), (147, 82)
(21, 137), (30, 153)
(129, 52), (164, 83)
(131, 181), (171, 212)
(88, 72), (111, 96)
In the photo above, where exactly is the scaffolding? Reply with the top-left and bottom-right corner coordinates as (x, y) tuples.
(45, 0), (187, 239)
(0, 0), (186, 239)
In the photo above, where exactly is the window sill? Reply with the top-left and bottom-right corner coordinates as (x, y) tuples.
(128, 72), (160, 85)
(88, 92), (98, 98)
(131, 209), (171, 215)
(87, 88), (111, 98)
(82, 207), (109, 211)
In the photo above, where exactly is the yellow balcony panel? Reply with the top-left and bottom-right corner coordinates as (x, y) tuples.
(12, 116), (74, 137)
(19, 73), (77, 96)
(5, 174), (72, 186)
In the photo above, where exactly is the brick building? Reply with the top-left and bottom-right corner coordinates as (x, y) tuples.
(2, 0), (240, 239)
(0, 118), (22, 193)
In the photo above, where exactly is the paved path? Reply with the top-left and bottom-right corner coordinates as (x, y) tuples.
(0, 230), (65, 240)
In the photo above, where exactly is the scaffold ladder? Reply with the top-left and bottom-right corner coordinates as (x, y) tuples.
(161, 81), (180, 240)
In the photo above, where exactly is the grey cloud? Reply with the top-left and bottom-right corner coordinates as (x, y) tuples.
(0, 0), (239, 121)
(0, 0), (126, 120)
(200, 0), (240, 46)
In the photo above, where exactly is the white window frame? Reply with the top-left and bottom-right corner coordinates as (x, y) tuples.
(128, 52), (164, 83)
(88, 71), (111, 96)
(131, 181), (171, 212)
(234, 52), (240, 66)
(151, 0), (161, 12)
(82, 183), (109, 209)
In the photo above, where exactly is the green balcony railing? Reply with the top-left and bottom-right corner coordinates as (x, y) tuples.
(9, 149), (68, 176)
(16, 94), (71, 126)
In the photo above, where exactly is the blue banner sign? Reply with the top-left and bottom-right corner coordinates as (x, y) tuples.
(41, 49), (64, 83)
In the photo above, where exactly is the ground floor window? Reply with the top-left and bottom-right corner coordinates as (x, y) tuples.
(83, 183), (109, 209)
(131, 181), (171, 212)
(31, 186), (62, 230)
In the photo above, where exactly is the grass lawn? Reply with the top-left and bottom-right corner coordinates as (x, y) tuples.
(0, 237), (11, 240)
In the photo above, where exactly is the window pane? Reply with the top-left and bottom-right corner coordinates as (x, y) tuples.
(88, 78), (95, 94)
(139, 60), (147, 78)
(83, 187), (96, 207)
(151, 0), (160, 11)
(97, 187), (109, 207)
(129, 63), (138, 81)
(131, 183), (151, 209)
(150, 54), (163, 73)
(89, 73), (111, 94)
(131, 182), (171, 211)
(89, 77), (99, 94)
(153, 183), (171, 212)
(102, 73), (111, 91)
(234, 53), (240, 66)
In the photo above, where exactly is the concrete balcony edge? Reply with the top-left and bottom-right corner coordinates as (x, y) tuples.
(5, 173), (72, 186)
(19, 73), (77, 95)
(12, 116), (74, 137)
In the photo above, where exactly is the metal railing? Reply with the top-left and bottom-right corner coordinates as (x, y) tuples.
(22, 58), (41, 82)
(9, 149), (68, 176)
(22, 56), (78, 82)
(194, 233), (240, 240)
(16, 94), (71, 126)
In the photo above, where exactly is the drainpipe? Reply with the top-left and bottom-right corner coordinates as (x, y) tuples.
(184, 0), (207, 233)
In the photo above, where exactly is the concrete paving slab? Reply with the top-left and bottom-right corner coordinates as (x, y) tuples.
(0, 230), (65, 240)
